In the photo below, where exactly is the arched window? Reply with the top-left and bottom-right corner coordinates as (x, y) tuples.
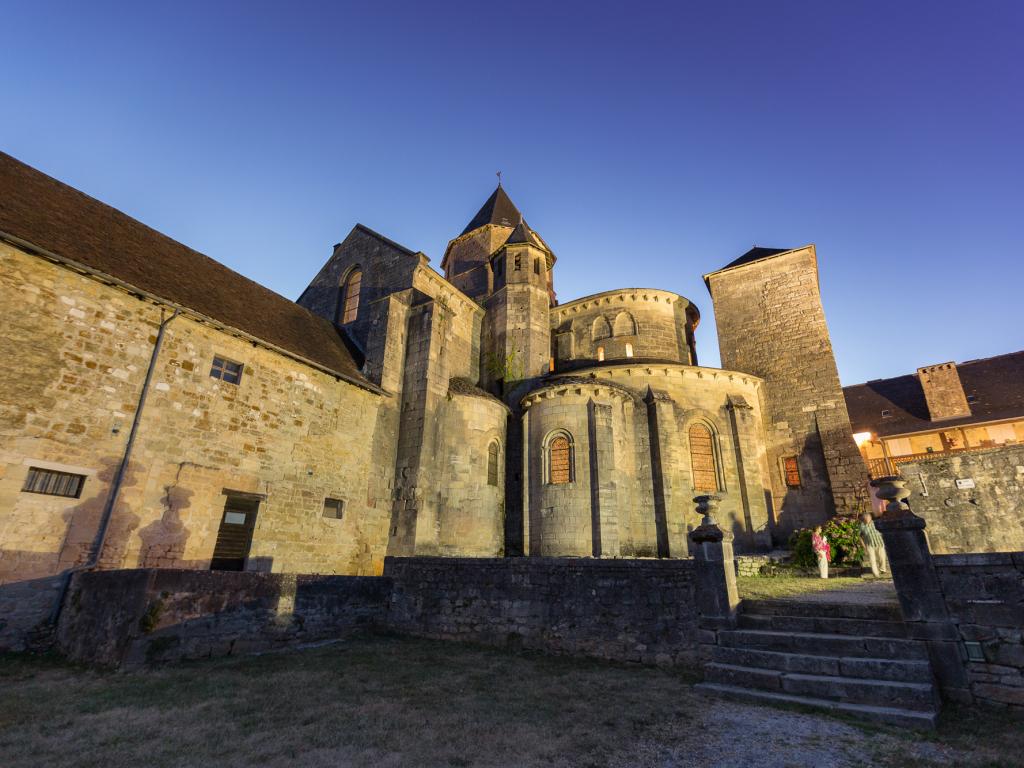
(597, 346), (605, 362)
(487, 441), (501, 487)
(592, 316), (611, 341)
(613, 311), (637, 336)
(688, 423), (719, 492)
(340, 268), (362, 324)
(547, 432), (573, 484)
(625, 343), (634, 358)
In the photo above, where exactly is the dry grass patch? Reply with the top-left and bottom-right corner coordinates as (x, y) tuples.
(737, 574), (891, 600)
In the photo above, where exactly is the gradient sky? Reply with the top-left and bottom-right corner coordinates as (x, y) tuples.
(2, 1), (1021, 384)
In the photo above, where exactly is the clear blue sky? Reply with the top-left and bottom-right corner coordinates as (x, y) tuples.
(2, 1), (1021, 384)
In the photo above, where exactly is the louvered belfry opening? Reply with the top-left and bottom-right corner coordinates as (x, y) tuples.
(688, 423), (718, 492)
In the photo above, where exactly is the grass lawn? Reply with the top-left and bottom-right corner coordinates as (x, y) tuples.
(736, 574), (893, 600)
(0, 635), (1020, 768)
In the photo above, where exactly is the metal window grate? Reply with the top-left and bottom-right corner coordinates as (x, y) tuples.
(783, 456), (802, 488)
(22, 467), (86, 498)
(549, 436), (571, 484)
(688, 424), (718, 492)
(210, 356), (243, 384)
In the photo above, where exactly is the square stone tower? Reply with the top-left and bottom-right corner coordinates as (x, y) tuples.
(704, 246), (868, 537)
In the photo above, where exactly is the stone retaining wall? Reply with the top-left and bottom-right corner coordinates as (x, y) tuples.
(933, 552), (1024, 708)
(56, 569), (392, 668)
(384, 556), (701, 666)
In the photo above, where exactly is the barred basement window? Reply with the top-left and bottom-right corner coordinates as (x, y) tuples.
(341, 268), (362, 323)
(688, 423), (718, 492)
(22, 467), (86, 499)
(210, 356), (243, 384)
(487, 441), (500, 486)
(783, 456), (801, 488)
(548, 434), (573, 484)
(323, 497), (345, 519)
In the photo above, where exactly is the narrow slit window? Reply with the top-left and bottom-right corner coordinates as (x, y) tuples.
(783, 456), (801, 488)
(597, 346), (605, 362)
(22, 467), (86, 499)
(341, 269), (362, 323)
(688, 424), (718, 492)
(210, 356), (243, 384)
(514, 254), (522, 270)
(487, 442), (500, 486)
(625, 343), (634, 358)
(323, 497), (345, 519)
(548, 435), (572, 484)
(533, 258), (541, 275)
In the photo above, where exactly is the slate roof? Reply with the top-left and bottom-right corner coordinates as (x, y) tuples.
(0, 152), (371, 387)
(721, 246), (791, 271)
(461, 185), (522, 234)
(843, 351), (1024, 437)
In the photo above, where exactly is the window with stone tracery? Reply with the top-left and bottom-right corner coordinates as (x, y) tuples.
(688, 423), (719, 492)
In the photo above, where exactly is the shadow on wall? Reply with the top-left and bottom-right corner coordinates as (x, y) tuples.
(57, 457), (141, 570)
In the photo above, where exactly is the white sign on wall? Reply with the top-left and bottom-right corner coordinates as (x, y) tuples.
(955, 478), (976, 490)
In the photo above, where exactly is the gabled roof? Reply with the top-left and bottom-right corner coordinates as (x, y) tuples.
(0, 151), (371, 388)
(460, 185), (522, 235)
(843, 351), (1024, 437)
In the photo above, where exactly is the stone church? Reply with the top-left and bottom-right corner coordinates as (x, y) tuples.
(0, 151), (867, 622)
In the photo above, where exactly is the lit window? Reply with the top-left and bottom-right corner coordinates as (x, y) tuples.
(341, 269), (362, 323)
(548, 434), (572, 484)
(210, 356), (243, 385)
(966, 394), (977, 403)
(597, 346), (605, 361)
(22, 467), (86, 499)
(783, 456), (801, 488)
(487, 442), (500, 487)
(323, 497), (345, 519)
(688, 424), (718, 492)
(625, 343), (634, 358)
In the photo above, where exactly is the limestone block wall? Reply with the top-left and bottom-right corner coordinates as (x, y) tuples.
(899, 446), (1024, 554)
(551, 289), (698, 369)
(0, 243), (395, 634)
(706, 247), (868, 536)
(56, 568), (391, 668)
(932, 552), (1024, 709)
(441, 224), (514, 301)
(434, 388), (508, 556)
(384, 556), (701, 666)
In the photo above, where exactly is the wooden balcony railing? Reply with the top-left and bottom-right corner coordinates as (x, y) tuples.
(866, 445), (1004, 478)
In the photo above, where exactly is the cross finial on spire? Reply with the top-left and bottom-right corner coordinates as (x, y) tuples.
(496, 170), (502, 187)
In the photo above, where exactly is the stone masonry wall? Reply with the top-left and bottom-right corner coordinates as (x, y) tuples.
(56, 568), (391, 668)
(933, 552), (1024, 709)
(900, 446), (1024, 554)
(384, 556), (701, 666)
(0, 242), (396, 648)
(707, 247), (868, 538)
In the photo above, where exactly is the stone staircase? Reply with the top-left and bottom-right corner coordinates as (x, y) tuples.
(696, 598), (941, 729)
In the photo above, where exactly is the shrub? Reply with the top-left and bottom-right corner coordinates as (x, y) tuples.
(787, 517), (866, 567)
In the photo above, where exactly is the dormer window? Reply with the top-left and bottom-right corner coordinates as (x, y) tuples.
(881, 409), (891, 418)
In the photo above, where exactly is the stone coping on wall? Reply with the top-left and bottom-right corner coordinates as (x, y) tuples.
(933, 552), (1024, 567)
(384, 555), (695, 570)
(552, 287), (698, 320)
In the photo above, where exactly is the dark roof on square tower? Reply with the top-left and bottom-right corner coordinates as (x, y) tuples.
(843, 351), (1024, 437)
(0, 151), (373, 389)
(461, 185), (522, 234)
(722, 246), (791, 271)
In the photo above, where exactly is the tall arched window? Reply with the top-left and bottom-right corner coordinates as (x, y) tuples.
(340, 268), (362, 324)
(547, 433), (573, 484)
(597, 346), (605, 361)
(688, 423), (719, 492)
(487, 441), (500, 487)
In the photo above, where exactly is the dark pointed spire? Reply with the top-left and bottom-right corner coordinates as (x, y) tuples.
(505, 218), (533, 245)
(461, 185), (522, 235)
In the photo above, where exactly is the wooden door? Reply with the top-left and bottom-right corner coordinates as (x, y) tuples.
(210, 495), (260, 571)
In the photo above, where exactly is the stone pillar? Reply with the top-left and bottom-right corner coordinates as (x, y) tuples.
(587, 400), (619, 557)
(689, 495), (739, 629)
(872, 476), (972, 703)
(646, 389), (687, 558)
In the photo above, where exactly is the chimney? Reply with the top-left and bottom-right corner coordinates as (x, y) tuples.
(917, 362), (971, 421)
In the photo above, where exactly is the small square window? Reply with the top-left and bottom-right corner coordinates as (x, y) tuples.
(323, 497), (345, 520)
(210, 356), (243, 384)
(881, 409), (891, 418)
(22, 467), (86, 498)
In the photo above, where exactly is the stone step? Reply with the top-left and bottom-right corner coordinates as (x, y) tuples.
(717, 629), (929, 660)
(704, 663), (939, 710)
(710, 645), (934, 683)
(695, 682), (938, 730)
(740, 598), (902, 622)
(737, 612), (910, 638)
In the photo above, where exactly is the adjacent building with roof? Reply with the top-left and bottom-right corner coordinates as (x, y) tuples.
(0, 151), (870, 649)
